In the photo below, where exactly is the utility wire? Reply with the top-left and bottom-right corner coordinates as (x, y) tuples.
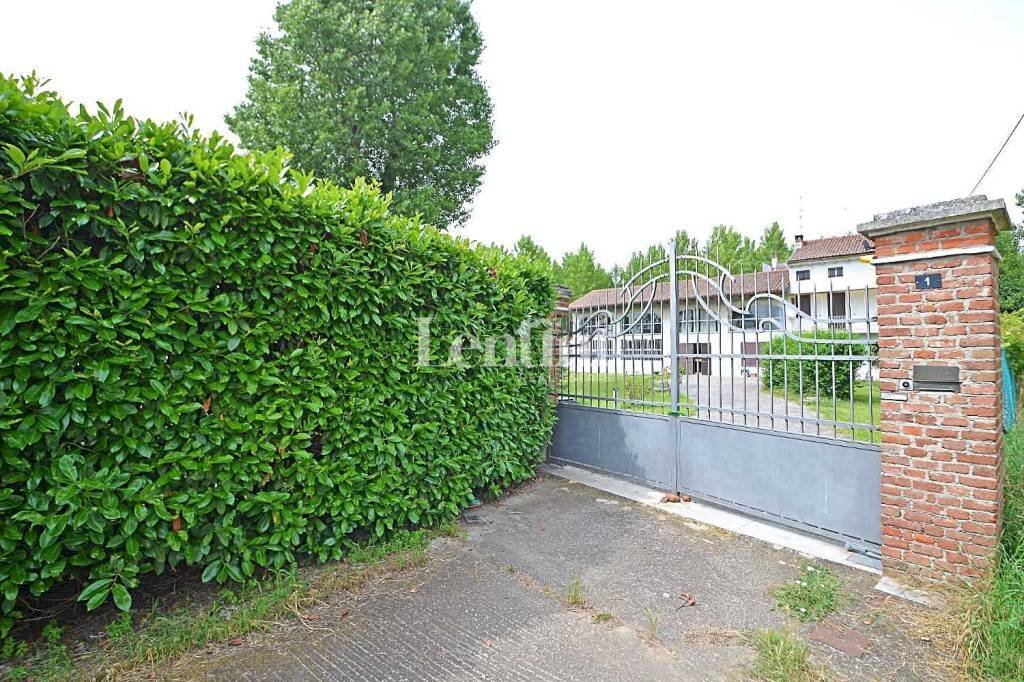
(969, 109), (1024, 196)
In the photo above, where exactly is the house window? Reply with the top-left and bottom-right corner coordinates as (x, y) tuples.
(796, 269), (810, 281)
(580, 316), (607, 336)
(828, 266), (843, 278)
(679, 306), (719, 334)
(622, 338), (663, 356)
(621, 312), (661, 335)
(588, 337), (615, 357)
(731, 300), (785, 330)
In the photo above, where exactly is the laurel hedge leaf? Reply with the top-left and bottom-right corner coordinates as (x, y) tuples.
(0, 74), (555, 632)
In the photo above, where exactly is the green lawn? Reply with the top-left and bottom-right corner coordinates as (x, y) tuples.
(558, 372), (675, 415)
(786, 382), (881, 444)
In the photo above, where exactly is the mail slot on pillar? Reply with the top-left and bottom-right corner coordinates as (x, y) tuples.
(912, 365), (961, 393)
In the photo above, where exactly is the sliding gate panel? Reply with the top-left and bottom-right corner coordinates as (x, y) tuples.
(552, 236), (882, 554)
(550, 403), (675, 491)
(675, 419), (881, 550)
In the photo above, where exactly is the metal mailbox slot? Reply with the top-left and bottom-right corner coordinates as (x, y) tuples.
(913, 365), (960, 393)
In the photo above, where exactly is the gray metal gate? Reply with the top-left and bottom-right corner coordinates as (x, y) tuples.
(551, 239), (882, 557)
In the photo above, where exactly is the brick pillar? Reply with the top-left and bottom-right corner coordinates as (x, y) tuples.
(550, 285), (573, 394)
(858, 196), (1011, 584)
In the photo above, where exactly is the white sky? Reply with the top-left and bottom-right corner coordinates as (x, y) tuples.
(3, 1), (1023, 268)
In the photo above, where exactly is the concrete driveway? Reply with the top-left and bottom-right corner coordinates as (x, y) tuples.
(680, 374), (845, 437)
(169, 475), (954, 681)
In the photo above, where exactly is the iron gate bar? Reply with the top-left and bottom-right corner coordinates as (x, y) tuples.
(668, 238), (681, 414)
(559, 238), (878, 442)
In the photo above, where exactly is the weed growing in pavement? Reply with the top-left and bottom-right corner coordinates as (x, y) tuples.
(566, 573), (585, 606)
(642, 607), (662, 645)
(748, 629), (825, 681)
(772, 564), (843, 622)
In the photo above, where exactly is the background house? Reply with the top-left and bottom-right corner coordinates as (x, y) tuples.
(563, 233), (878, 380)
(565, 270), (788, 378)
(786, 234), (877, 334)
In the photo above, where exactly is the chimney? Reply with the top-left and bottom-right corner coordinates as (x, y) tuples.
(794, 234), (804, 248)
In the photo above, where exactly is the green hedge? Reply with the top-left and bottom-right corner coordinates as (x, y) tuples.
(1002, 311), (1024, 377)
(759, 331), (869, 401)
(0, 75), (555, 630)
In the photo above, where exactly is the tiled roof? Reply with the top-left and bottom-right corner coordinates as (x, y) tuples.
(788, 234), (874, 263)
(568, 270), (788, 310)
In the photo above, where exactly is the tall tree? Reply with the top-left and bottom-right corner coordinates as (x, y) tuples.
(513, 235), (555, 273)
(704, 225), (761, 273)
(674, 228), (701, 255)
(227, 0), (494, 228)
(617, 229), (700, 283)
(557, 243), (613, 298)
(619, 244), (668, 284)
(756, 222), (791, 265)
(999, 212), (1024, 313)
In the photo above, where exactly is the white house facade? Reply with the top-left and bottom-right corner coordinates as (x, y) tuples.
(786, 233), (877, 335)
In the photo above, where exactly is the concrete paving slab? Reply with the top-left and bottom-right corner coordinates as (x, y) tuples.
(165, 475), (957, 681)
(540, 462), (881, 574)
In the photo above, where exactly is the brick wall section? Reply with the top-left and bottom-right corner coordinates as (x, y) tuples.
(874, 218), (1004, 582)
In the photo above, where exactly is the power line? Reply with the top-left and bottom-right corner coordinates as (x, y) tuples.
(969, 109), (1024, 196)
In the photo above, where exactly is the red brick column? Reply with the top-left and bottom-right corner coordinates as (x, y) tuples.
(550, 285), (573, 395)
(859, 197), (1011, 584)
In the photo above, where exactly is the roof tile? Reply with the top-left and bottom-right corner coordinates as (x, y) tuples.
(789, 234), (874, 263)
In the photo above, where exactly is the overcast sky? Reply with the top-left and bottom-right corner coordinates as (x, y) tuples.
(4, 1), (1023, 268)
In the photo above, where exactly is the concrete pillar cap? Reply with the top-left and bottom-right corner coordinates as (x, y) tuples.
(857, 195), (1011, 238)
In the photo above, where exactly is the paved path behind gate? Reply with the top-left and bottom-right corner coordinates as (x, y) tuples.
(680, 374), (844, 437)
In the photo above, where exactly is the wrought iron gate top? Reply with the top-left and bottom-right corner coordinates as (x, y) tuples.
(557, 239), (879, 443)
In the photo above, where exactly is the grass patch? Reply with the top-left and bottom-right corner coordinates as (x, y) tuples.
(961, 426), (1024, 679)
(772, 564), (843, 623)
(641, 607), (662, 645)
(802, 381), (881, 442)
(593, 611), (614, 623)
(559, 372), (693, 415)
(1, 524), (458, 681)
(566, 573), (585, 606)
(748, 629), (824, 682)
(774, 381), (880, 442)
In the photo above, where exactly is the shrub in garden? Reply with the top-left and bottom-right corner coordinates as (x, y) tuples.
(1001, 311), (1024, 377)
(759, 330), (868, 400)
(0, 75), (555, 632)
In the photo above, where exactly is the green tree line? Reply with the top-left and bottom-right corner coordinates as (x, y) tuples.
(516, 222), (792, 299)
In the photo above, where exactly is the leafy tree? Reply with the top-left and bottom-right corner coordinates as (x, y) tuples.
(674, 228), (701, 255)
(556, 243), (613, 298)
(617, 229), (700, 283)
(227, 0), (494, 228)
(620, 244), (668, 284)
(513, 235), (555, 273)
(757, 221), (791, 265)
(705, 225), (761, 273)
(999, 187), (1024, 313)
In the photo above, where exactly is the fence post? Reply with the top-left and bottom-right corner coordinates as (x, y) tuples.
(858, 196), (1011, 585)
